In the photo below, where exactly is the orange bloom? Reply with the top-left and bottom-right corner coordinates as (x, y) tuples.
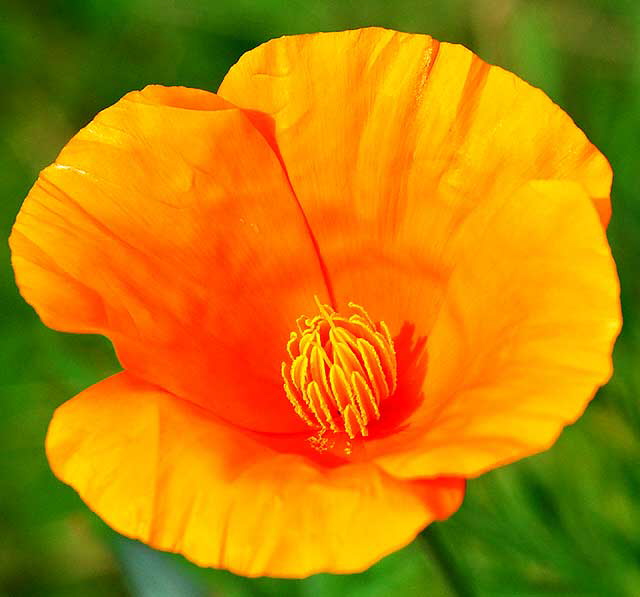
(10, 28), (620, 578)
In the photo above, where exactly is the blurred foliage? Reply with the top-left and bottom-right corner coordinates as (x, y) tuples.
(1, 0), (639, 595)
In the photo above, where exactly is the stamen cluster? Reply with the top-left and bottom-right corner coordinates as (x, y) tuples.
(282, 298), (397, 439)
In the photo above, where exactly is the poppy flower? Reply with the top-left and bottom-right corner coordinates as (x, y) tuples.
(10, 28), (620, 578)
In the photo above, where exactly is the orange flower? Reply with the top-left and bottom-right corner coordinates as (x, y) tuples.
(10, 28), (620, 578)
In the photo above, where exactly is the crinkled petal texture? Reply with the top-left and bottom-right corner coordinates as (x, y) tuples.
(219, 27), (613, 336)
(219, 27), (620, 473)
(46, 373), (465, 578)
(10, 86), (330, 433)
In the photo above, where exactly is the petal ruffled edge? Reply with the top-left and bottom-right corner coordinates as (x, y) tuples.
(218, 28), (612, 346)
(370, 180), (621, 479)
(47, 372), (465, 577)
(10, 85), (331, 432)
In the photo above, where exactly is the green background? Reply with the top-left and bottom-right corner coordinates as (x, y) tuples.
(2, 1), (638, 595)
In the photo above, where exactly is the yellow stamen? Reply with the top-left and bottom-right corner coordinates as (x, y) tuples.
(281, 297), (397, 441)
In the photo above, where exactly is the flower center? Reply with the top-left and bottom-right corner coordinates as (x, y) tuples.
(281, 297), (397, 440)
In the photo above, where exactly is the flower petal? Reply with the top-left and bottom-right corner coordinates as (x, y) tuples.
(10, 85), (331, 432)
(219, 28), (612, 336)
(371, 180), (621, 478)
(47, 372), (465, 577)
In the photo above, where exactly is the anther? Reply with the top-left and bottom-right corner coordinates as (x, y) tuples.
(281, 297), (397, 441)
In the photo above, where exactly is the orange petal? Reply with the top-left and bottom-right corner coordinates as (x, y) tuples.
(219, 28), (612, 338)
(10, 85), (330, 432)
(47, 372), (465, 577)
(370, 180), (621, 478)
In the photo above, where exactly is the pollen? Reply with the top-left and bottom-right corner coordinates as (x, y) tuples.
(281, 296), (397, 440)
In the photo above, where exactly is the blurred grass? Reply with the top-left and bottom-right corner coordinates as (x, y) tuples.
(1, 0), (639, 595)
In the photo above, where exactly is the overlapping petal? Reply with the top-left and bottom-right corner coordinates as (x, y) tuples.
(46, 372), (465, 577)
(219, 27), (612, 338)
(10, 86), (330, 432)
(370, 180), (620, 478)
